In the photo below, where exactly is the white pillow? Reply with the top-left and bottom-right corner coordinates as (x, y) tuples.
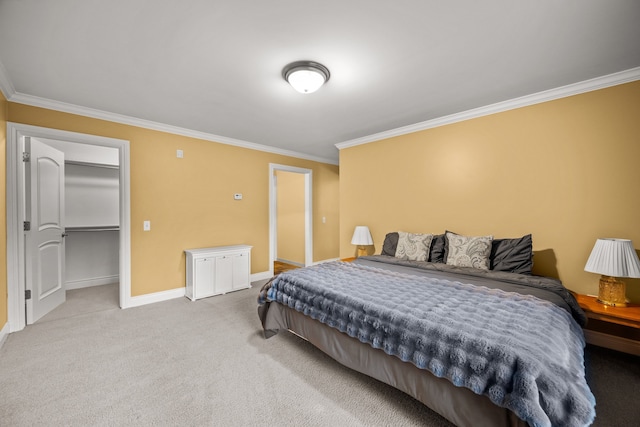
(395, 232), (434, 262)
(445, 232), (493, 270)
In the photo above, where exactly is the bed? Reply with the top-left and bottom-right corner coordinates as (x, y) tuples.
(257, 232), (596, 427)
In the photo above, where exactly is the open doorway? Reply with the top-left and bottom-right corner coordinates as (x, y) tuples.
(269, 164), (312, 276)
(6, 123), (131, 332)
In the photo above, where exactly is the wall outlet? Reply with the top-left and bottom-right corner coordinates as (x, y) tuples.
(143, 220), (151, 231)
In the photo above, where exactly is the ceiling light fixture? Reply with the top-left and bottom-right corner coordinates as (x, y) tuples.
(282, 61), (330, 94)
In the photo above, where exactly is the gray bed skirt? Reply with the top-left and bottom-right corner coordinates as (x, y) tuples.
(261, 302), (528, 427)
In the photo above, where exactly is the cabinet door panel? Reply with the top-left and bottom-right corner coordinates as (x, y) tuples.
(232, 253), (250, 290)
(215, 256), (233, 294)
(194, 258), (215, 298)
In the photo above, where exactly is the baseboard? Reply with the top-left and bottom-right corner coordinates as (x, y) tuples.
(125, 287), (186, 309)
(0, 322), (10, 350)
(276, 258), (305, 267)
(251, 271), (273, 282)
(124, 272), (273, 308)
(65, 275), (119, 290)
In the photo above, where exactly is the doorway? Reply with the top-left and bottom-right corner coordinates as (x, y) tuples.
(6, 122), (131, 333)
(269, 164), (312, 276)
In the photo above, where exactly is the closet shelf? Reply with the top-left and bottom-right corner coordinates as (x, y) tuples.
(66, 226), (120, 232)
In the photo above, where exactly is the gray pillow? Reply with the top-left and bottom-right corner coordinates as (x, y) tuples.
(381, 232), (399, 256)
(445, 231), (493, 270)
(429, 234), (446, 263)
(490, 234), (533, 275)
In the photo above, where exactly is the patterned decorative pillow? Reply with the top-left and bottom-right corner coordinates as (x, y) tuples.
(395, 232), (433, 261)
(445, 232), (493, 270)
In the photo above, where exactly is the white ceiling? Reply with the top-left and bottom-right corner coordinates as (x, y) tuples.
(1, 0), (639, 164)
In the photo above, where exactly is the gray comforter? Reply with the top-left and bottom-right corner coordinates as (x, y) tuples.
(260, 260), (595, 427)
(356, 255), (587, 326)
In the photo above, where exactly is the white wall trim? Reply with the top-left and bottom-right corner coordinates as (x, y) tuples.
(335, 66), (640, 151)
(5, 91), (337, 166)
(0, 322), (9, 350)
(5, 61), (637, 166)
(0, 58), (16, 100)
(65, 275), (120, 291)
(125, 273), (277, 305)
(251, 271), (273, 282)
(126, 287), (186, 309)
(276, 258), (305, 267)
(6, 122), (132, 332)
(0, 59), (334, 165)
(269, 164), (313, 278)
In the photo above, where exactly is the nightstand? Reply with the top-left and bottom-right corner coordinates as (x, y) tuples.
(340, 257), (356, 262)
(574, 293), (640, 356)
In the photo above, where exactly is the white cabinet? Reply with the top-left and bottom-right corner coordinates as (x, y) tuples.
(185, 245), (252, 301)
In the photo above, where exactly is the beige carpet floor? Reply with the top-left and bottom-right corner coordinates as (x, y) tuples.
(0, 282), (452, 426)
(38, 283), (119, 324)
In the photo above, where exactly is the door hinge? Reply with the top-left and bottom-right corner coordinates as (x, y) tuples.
(25, 290), (31, 300)
(22, 152), (30, 162)
(23, 221), (31, 231)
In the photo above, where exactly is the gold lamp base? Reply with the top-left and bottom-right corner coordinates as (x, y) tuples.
(597, 275), (628, 307)
(356, 246), (368, 257)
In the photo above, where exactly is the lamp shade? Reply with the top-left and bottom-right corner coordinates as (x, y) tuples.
(287, 69), (325, 93)
(351, 226), (373, 246)
(584, 238), (640, 278)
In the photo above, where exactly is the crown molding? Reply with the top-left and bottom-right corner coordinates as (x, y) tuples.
(335, 67), (640, 151)
(5, 91), (338, 165)
(0, 58), (16, 100)
(4, 63), (638, 164)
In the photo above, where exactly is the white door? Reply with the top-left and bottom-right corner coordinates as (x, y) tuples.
(25, 137), (66, 324)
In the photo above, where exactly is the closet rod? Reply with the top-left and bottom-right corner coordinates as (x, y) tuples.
(66, 226), (120, 232)
(65, 160), (119, 170)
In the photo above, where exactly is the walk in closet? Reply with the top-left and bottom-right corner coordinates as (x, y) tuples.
(42, 138), (120, 290)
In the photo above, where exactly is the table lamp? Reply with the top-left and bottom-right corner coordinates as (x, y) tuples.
(351, 226), (373, 257)
(584, 238), (640, 307)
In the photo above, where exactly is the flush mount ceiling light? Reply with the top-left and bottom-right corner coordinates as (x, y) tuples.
(282, 61), (330, 94)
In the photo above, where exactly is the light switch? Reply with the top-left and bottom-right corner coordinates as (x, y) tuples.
(234, 193), (243, 200)
(143, 220), (151, 231)
(176, 149), (184, 158)
(322, 216), (326, 223)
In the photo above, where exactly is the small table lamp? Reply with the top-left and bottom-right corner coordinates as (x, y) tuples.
(584, 238), (640, 307)
(351, 226), (373, 257)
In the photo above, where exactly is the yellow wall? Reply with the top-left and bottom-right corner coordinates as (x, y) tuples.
(276, 171), (306, 265)
(7, 103), (340, 297)
(340, 81), (640, 301)
(0, 91), (7, 330)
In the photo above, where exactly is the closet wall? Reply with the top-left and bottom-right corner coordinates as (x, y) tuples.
(39, 138), (120, 289)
